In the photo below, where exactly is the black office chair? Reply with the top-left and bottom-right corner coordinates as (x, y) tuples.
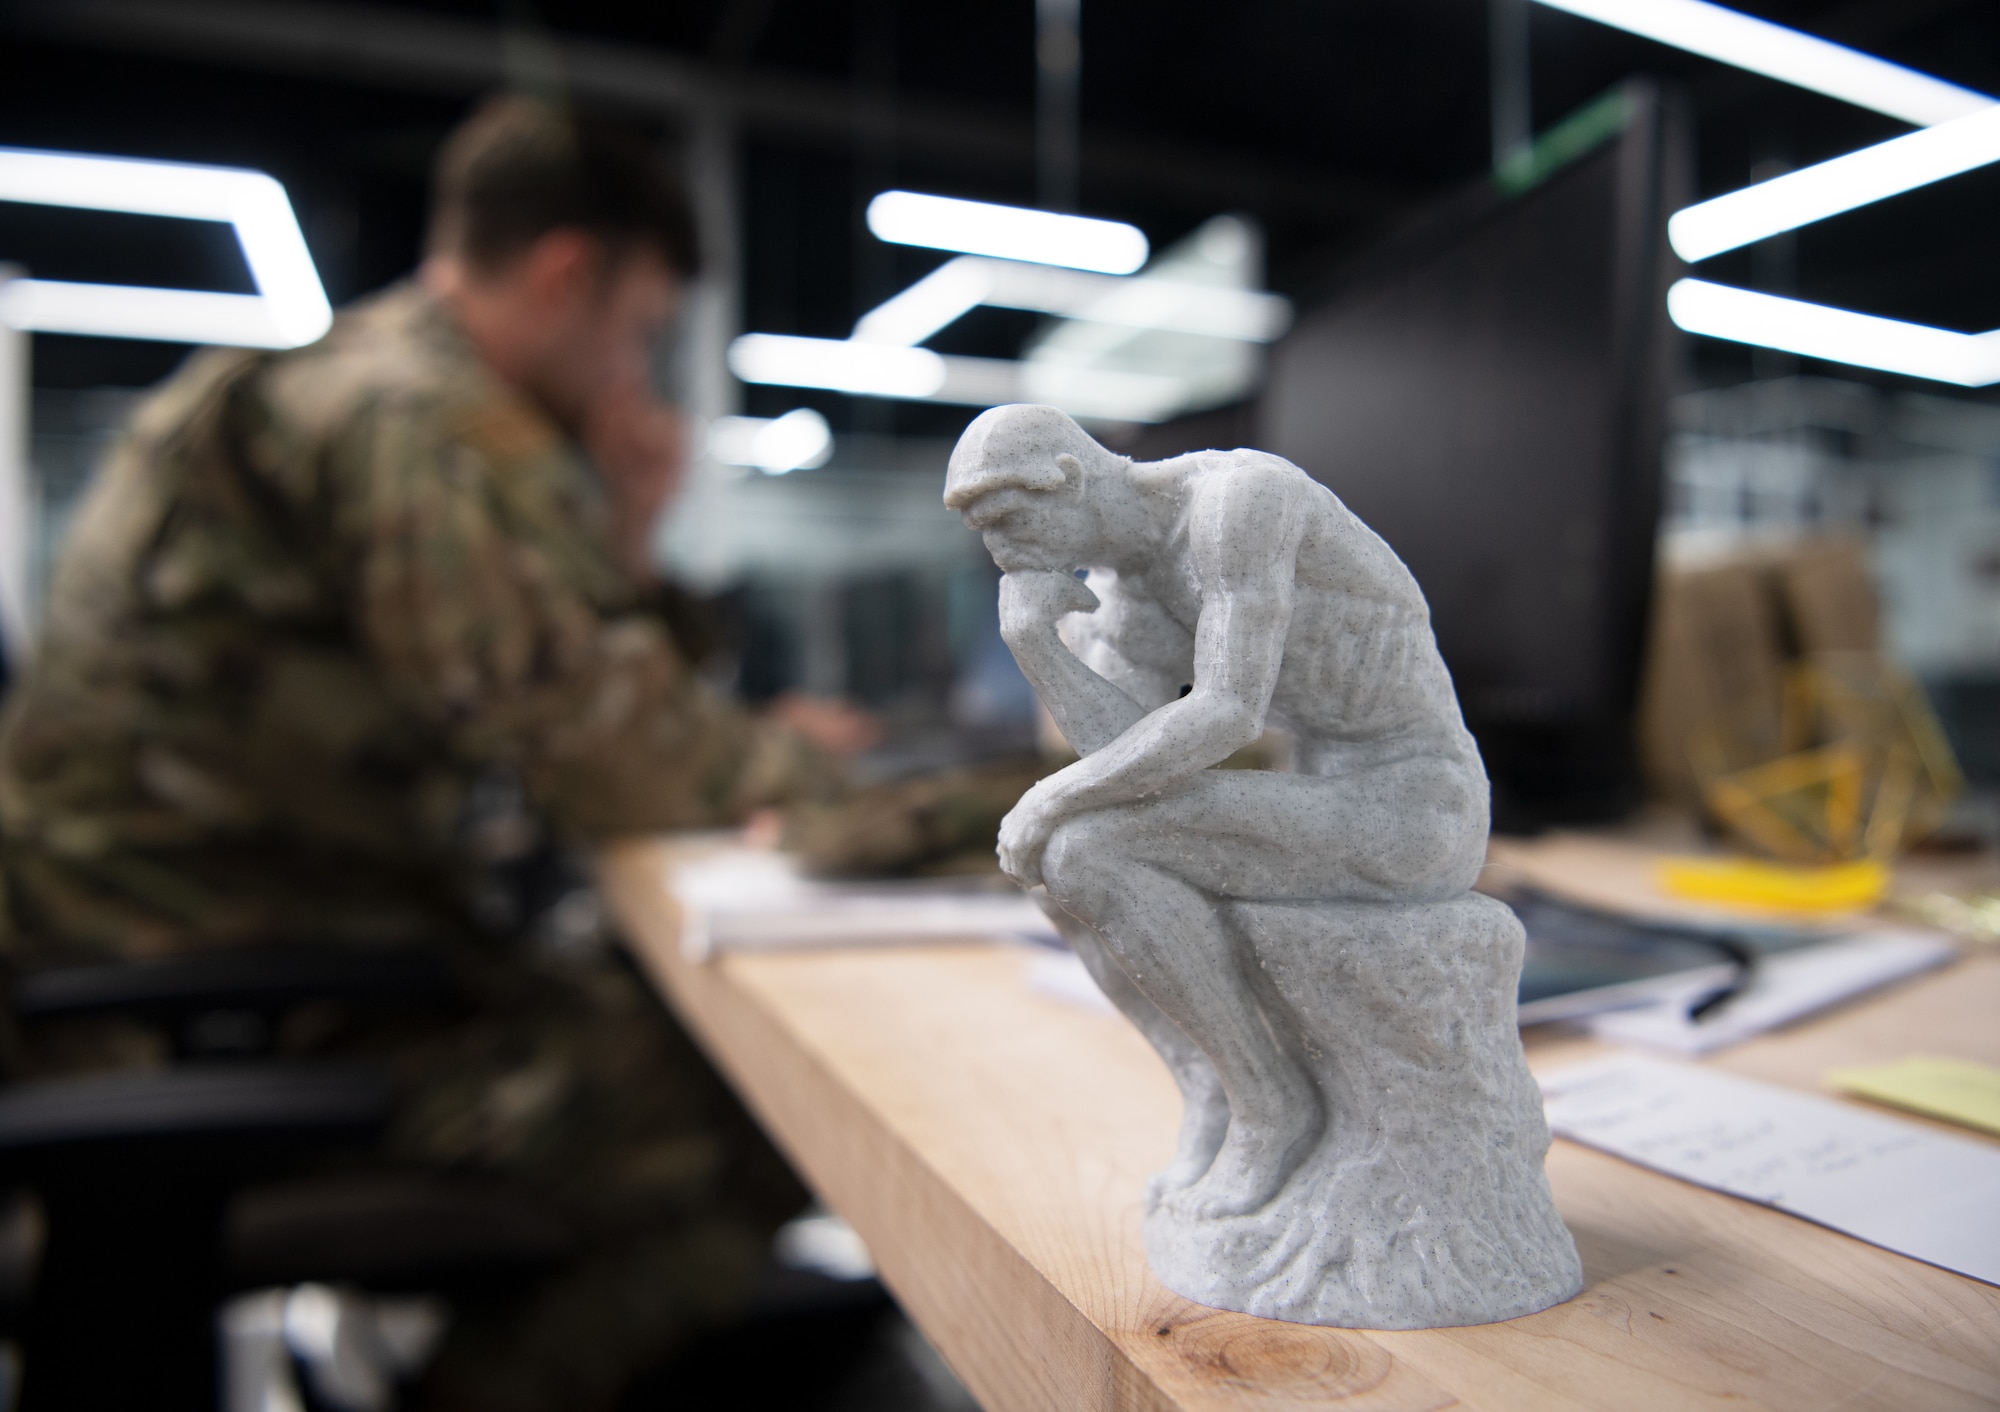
(0, 944), (569, 1411)
(9, 944), (459, 1060)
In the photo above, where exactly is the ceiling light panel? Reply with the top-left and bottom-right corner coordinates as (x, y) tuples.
(706, 409), (835, 475)
(728, 334), (948, 399)
(1667, 279), (2000, 387)
(1535, 0), (1992, 126)
(865, 191), (1149, 275)
(1669, 103), (2000, 262)
(850, 255), (1291, 347)
(0, 146), (331, 348)
(725, 332), (1189, 423)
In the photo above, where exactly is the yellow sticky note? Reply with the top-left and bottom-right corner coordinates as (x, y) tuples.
(1657, 856), (1888, 915)
(1829, 1055), (2000, 1137)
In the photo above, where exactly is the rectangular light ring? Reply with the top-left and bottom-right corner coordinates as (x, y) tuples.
(866, 191), (1149, 275)
(1535, 0), (1992, 127)
(728, 334), (948, 398)
(0, 145), (331, 348)
(1667, 278), (2000, 387)
(1669, 103), (2000, 261)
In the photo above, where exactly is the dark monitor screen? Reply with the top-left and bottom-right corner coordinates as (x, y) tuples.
(1258, 81), (1688, 827)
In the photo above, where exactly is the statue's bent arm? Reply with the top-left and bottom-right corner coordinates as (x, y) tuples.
(1022, 466), (1303, 823)
(1067, 576), (1195, 717)
(998, 572), (1149, 757)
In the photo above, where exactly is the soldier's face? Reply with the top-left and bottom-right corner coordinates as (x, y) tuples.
(552, 246), (682, 426)
(480, 232), (681, 433)
(437, 232), (683, 439)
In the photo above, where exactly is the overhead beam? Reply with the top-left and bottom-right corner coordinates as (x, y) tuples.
(4, 0), (1408, 221)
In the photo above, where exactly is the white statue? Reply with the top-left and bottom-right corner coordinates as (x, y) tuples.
(946, 404), (1582, 1329)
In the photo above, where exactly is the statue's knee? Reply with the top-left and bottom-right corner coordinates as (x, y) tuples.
(1409, 769), (1490, 895)
(1041, 814), (1120, 905)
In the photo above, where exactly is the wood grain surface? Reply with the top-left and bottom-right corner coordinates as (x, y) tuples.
(598, 837), (2000, 1412)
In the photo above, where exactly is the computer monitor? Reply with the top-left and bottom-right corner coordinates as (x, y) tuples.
(1258, 79), (1689, 828)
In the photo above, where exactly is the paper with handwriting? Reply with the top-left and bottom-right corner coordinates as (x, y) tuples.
(1540, 1055), (2000, 1286)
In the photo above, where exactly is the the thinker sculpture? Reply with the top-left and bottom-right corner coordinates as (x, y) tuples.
(945, 404), (1583, 1329)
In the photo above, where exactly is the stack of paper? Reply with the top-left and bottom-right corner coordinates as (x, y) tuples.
(1541, 1055), (2000, 1286)
(671, 849), (1059, 960)
(1583, 929), (1956, 1054)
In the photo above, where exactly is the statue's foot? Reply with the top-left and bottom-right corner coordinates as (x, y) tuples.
(1165, 1105), (1322, 1220)
(1146, 1090), (1230, 1212)
(1145, 1152), (1217, 1214)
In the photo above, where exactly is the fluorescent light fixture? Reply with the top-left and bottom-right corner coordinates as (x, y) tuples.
(1535, 0), (1993, 126)
(0, 283), (287, 347)
(1061, 272), (1290, 342)
(706, 409), (835, 475)
(0, 146), (332, 348)
(728, 334), (946, 398)
(1667, 278), (2000, 387)
(851, 255), (1291, 346)
(747, 214), (1275, 422)
(852, 257), (994, 345)
(1649, 13), (2000, 376)
(726, 333), (1188, 422)
(1016, 363), (1189, 422)
(920, 356), (1185, 422)
(865, 191), (1148, 275)
(1669, 103), (2000, 261)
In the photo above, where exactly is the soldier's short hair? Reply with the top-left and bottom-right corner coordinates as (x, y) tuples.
(944, 404), (1112, 510)
(430, 97), (700, 278)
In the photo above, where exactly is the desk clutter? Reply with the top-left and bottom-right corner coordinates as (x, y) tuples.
(1830, 1054), (2000, 1138)
(663, 816), (1999, 1312)
(676, 836), (1968, 1056)
(1638, 538), (1965, 868)
(674, 833), (1969, 1064)
(1540, 1055), (2000, 1288)
(1504, 885), (1958, 1052)
(670, 846), (1057, 961)
(615, 834), (2000, 1409)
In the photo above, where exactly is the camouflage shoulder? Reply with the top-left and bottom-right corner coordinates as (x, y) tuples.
(253, 284), (491, 447)
(454, 396), (563, 465)
(124, 347), (269, 449)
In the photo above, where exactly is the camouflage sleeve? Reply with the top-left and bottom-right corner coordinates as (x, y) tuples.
(336, 392), (769, 839)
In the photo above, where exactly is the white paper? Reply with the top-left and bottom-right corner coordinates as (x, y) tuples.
(671, 850), (1059, 959)
(1541, 1055), (2000, 1287)
(1584, 930), (1957, 1055)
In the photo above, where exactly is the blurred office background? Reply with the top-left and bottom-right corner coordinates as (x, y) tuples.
(3, 3), (2000, 1408)
(3, 2), (1999, 785)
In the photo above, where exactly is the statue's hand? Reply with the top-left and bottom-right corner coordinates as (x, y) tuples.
(995, 778), (1070, 887)
(998, 570), (1100, 644)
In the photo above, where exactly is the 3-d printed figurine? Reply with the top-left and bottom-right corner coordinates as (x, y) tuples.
(945, 404), (1583, 1329)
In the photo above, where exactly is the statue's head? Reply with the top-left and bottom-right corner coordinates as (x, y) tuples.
(944, 404), (1120, 572)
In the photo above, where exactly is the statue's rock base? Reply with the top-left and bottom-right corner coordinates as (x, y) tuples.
(1144, 893), (1583, 1329)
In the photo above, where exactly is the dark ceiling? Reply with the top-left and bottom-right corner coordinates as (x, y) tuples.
(3, 0), (1999, 414)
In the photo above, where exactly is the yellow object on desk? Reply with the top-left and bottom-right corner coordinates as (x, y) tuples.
(1830, 1054), (2000, 1137)
(1657, 854), (1889, 914)
(1686, 654), (1962, 865)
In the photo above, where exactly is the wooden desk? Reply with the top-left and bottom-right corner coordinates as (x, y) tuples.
(600, 838), (2000, 1411)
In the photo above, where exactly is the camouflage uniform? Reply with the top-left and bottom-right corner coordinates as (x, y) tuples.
(785, 756), (1054, 879)
(0, 284), (810, 1409)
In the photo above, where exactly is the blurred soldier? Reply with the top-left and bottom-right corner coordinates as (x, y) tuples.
(0, 98), (862, 1410)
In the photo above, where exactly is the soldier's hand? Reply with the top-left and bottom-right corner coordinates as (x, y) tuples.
(769, 693), (884, 758)
(584, 383), (688, 580)
(998, 570), (1100, 645)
